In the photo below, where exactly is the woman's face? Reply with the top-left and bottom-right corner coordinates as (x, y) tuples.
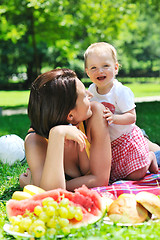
(70, 78), (93, 125)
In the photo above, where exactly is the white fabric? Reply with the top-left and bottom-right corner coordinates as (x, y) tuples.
(0, 134), (25, 165)
(88, 79), (136, 142)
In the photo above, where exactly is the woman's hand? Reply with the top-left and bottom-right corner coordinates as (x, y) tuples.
(51, 125), (87, 152)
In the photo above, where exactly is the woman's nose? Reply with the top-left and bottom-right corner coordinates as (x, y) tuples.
(87, 90), (93, 100)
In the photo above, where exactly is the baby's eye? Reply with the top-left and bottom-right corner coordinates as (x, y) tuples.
(104, 64), (109, 68)
(90, 66), (96, 70)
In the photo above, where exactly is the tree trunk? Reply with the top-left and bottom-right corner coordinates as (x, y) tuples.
(25, 8), (41, 89)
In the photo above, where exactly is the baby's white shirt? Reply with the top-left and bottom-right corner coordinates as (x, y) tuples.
(88, 79), (136, 142)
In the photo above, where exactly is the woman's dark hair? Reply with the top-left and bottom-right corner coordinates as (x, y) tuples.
(28, 69), (77, 138)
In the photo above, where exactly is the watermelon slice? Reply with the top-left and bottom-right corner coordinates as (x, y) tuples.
(6, 185), (108, 228)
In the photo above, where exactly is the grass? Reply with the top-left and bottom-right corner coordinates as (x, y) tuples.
(81, 79), (160, 98)
(125, 83), (160, 98)
(0, 115), (30, 140)
(136, 102), (160, 144)
(0, 84), (160, 239)
(0, 82), (160, 110)
(0, 90), (29, 109)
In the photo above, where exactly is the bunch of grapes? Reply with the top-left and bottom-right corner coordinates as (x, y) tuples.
(9, 197), (83, 238)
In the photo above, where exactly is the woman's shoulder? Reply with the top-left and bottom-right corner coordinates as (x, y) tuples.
(85, 101), (109, 142)
(86, 101), (105, 128)
(25, 128), (47, 146)
(90, 101), (105, 114)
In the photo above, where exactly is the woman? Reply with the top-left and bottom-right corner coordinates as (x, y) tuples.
(20, 69), (111, 191)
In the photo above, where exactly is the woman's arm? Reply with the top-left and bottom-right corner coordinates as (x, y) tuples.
(25, 133), (48, 187)
(66, 102), (112, 191)
(25, 126), (87, 191)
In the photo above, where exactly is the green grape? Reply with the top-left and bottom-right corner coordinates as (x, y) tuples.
(9, 216), (18, 225)
(67, 206), (75, 219)
(39, 211), (50, 223)
(21, 217), (32, 231)
(9, 215), (21, 226)
(30, 214), (38, 223)
(46, 216), (57, 228)
(55, 208), (60, 217)
(62, 226), (70, 234)
(59, 198), (69, 207)
(9, 225), (15, 232)
(12, 225), (24, 233)
(16, 215), (23, 221)
(28, 224), (33, 235)
(19, 218), (27, 231)
(58, 218), (69, 227)
(47, 228), (57, 236)
(74, 207), (83, 221)
(42, 197), (54, 207)
(50, 200), (58, 209)
(44, 206), (56, 217)
(32, 219), (45, 228)
(33, 225), (46, 238)
(58, 206), (68, 218)
(34, 205), (43, 216)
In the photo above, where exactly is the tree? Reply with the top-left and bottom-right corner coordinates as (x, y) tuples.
(0, 0), (159, 89)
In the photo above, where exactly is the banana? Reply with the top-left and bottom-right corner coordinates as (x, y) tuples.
(12, 191), (32, 200)
(23, 184), (45, 196)
(118, 193), (136, 199)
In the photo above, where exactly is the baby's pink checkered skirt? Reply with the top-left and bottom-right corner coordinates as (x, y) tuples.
(110, 125), (150, 182)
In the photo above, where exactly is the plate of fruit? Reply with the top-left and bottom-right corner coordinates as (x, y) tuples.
(4, 184), (109, 238)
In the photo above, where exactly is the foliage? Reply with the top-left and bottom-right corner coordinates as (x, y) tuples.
(0, 0), (160, 88)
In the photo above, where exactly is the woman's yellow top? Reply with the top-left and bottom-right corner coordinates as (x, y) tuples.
(78, 122), (90, 159)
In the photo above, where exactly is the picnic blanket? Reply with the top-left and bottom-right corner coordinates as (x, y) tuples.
(93, 170), (160, 199)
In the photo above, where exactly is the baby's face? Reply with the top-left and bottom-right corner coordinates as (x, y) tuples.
(85, 50), (118, 91)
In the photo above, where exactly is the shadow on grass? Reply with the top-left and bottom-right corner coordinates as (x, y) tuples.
(0, 184), (22, 201)
(0, 105), (27, 110)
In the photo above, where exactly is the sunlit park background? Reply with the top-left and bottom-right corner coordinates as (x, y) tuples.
(0, 0), (160, 239)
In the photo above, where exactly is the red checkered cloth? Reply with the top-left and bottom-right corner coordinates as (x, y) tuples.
(93, 170), (160, 199)
(110, 125), (150, 182)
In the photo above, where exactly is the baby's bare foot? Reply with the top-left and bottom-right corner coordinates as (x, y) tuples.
(149, 151), (159, 173)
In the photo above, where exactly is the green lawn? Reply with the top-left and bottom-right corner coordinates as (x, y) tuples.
(0, 82), (160, 110)
(81, 79), (160, 98)
(0, 90), (29, 109)
(0, 84), (160, 239)
(125, 83), (160, 98)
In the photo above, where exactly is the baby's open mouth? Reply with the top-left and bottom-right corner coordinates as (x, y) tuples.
(97, 76), (106, 80)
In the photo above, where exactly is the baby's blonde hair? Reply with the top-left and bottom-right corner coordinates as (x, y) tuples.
(84, 42), (118, 68)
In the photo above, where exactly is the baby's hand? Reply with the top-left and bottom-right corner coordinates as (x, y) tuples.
(103, 108), (115, 125)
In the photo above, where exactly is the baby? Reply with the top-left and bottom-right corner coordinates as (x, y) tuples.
(84, 42), (158, 182)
